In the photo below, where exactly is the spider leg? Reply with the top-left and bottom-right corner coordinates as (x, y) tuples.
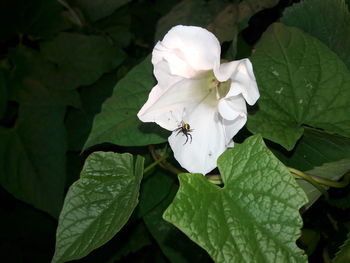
(176, 129), (183, 136)
(183, 134), (189, 145)
(188, 133), (192, 144)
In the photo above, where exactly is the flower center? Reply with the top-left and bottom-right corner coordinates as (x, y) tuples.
(207, 74), (231, 100)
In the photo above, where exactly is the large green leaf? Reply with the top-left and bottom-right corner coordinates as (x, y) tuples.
(281, 0), (350, 70)
(52, 152), (144, 263)
(9, 47), (81, 108)
(0, 88), (66, 218)
(248, 23), (350, 150)
(164, 135), (308, 263)
(84, 56), (169, 149)
(68, 0), (131, 22)
(40, 32), (126, 89)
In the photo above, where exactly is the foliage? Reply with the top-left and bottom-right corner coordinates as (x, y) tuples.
(1, 0), (350, 262)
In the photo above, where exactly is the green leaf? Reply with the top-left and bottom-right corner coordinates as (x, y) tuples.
(9, 47), (81, 108)
(68, 0), (131, 22)
(52, 152), (144, 263)
(84, 56), (169, 149)
(297, 159), (350, 209)
(0, 70), (6, 118)
(0, 0), (67, 42)
(0, 93), (66, 218)
(66, 73), (118, 151)
(163, 135), (308, 263)
(273, 129), (350, 171)
(281, 0), (350, 70)
(248, 23), (350, 150)
(144, 185), (211, 263)
(271, 129), (350, 208)
(334, 232), (350, 263)
(92, 5), (132, 48)
(40, 32), (126, 89)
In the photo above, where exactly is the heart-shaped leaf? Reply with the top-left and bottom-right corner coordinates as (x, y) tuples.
(164, 135), (308, 263)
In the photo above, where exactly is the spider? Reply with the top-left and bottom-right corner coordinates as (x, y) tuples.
(173, 121), (193, 145)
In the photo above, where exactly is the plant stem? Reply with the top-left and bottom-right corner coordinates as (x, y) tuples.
(143, 153), (169, 174)
(148, 145), (184, 175)
(308, 172), (350, 188)
(288, 167), (350, 188)
(288, 167), (329, 200)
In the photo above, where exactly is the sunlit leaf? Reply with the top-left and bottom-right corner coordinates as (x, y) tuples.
(164, 135), (308, 263)
(248, 23), (350, 150)
(52, 152), (144, 263)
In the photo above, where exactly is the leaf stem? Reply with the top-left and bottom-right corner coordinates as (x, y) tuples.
(143, 153), (169, 174)
(288, 167), (350, 188)
(288, 167), (329, 200)
(148, 145), (184, 175)
(308, 172), (350, 188)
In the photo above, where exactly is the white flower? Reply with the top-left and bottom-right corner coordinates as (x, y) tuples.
(137, 25), (259, 175)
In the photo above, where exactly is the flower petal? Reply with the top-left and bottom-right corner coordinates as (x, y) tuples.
(138, 76), (215, 131)
(222, 115), (247, 145)
(153, 59), (183, 89)
(214, 59), (259, 105)
(219, 95), (248, 145)
(152, 25), (221, 78)
(168, 98), (226, 174)
(218, 95), (247, 121)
